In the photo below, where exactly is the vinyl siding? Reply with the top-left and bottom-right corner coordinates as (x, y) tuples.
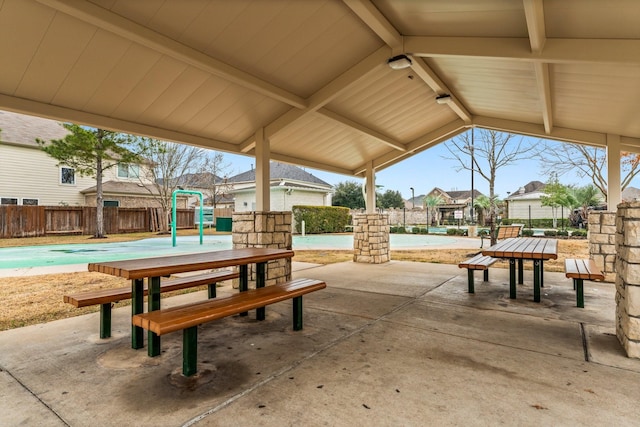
(0, 144), (94, 205)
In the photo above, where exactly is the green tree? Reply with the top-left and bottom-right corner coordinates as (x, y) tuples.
(332, 181), (365, 209)
(569, 184), (603, 227)
(424, 194), (444, 231)
(377, 189), (404, 209)
(473, 195), (491, 226)
(540, 175), (576, 228)
(37, 125), (139, 238)
(445, 129), (538, 245)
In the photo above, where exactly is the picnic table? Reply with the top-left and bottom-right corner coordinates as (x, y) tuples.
(482, 237), (558, 302)
(88, 247), (294, 356)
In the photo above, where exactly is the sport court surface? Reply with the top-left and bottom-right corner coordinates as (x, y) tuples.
(1, 261), (639, 426)
(0, 233), (468, 273)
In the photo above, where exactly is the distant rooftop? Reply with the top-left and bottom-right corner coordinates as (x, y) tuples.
(227, 161), (331, 187)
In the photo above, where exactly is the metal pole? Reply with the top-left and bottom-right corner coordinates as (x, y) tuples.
(470, 127), (474, 224)
(410, 187), (415, 209)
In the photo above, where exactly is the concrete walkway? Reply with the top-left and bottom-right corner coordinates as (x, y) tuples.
(1, 261), (638, 426)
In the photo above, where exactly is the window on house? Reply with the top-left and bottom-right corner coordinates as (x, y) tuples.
(103, 200), (120, 207)
(22, 198), (38, 206)
(1, 197), (18, 205)
(61, 167), (75, 185)
(118, 163), (139, 179)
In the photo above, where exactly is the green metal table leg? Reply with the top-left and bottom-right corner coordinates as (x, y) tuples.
(208, 283), (216, 299)
(509, 259), (516, 299)
(576, 279), (584, 308)
(483, 269), (489, 282)
(148, 276), (161, 357)
(239, 264), (248, 316)
(183, 326), (198, 377)
(293, 296), (303, 331)
(256, 262), (266, 320)
(533, 260), (541, 302)
(100, 303), (112, 339)
(540, 260), (544, 287)
(132, 278), (144, 349)
(467, 269), (475, 293)
(517, 259), (524, 284)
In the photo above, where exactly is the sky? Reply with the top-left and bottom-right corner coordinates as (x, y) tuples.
(217, 134), (640, 201)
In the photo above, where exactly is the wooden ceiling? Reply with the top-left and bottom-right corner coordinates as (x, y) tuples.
(2, 0), (640, 177)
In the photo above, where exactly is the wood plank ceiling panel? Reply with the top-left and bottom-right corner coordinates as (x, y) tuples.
(328, 66), (457, 142)
(553, 63), (640, 137)
(427, 56), (541, 124)
(14, 12), (96, 102)
(0, 0), (56, 95)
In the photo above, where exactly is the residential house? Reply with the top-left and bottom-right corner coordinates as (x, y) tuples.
(504, 180), (560, 221)
(172, 172), (235, 209)
(227, 162), (332, 212)
(424, 187), (484, 224)
(0, 110), (160, 208)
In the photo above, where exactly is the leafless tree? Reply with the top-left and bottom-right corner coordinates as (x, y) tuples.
(194, 152), (234, 209)
(444, 129), (538, 245)
(138, 139), (204, 233)
(538, 141), (640, 202)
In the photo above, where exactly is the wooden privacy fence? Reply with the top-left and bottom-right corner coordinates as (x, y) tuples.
(0, 206), (196, 238)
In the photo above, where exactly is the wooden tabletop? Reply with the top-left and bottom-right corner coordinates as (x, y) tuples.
(482, 238), (558, 260)
(88, 247), (295, 280)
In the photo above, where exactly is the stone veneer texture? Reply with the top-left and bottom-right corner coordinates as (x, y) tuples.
(615, 202), (640, 358)
(232, 211), (292, 288)
(353, 213), (390, 264)
(588, 211), (617, 282)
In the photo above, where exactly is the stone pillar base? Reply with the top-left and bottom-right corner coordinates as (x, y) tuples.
(353, 213), (390, 264)
(588, 211), (616, 282)
(232, 211), (292, 288)
(615, 202), (640, 358)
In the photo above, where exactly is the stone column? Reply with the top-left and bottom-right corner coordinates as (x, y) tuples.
(588, 211), (616, 282)
(232, 211), (292, 288)
(353, 213), (390, 264)
(615, 202), (640, 358)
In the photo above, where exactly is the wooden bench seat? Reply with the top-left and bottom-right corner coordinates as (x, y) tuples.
(64, 270), (239, 338)
(458, 254), (497, 293)
(132, 278), (326, 376)
(564, 259), (604, 308)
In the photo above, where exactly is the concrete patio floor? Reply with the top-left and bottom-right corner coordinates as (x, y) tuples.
(1, 260), (639, 426)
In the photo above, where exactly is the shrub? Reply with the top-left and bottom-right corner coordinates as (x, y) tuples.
(521, 229), (534, 237)
(557, 230), (569, 237)
(446, 228), (467, 236)
(571, 229), (587, 237)
(292, 205), (350, 234)
(412, 227), (420, 234)
(419, 227), (428, 234)
(544, 229), (558, 236)
(396, 226), (407, 234)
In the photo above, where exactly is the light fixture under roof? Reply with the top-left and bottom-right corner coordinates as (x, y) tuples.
(387, 54), (412, 70)
(435, 94), (452, 104)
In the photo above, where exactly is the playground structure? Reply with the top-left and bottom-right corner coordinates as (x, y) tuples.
(172, 190), (204, 247)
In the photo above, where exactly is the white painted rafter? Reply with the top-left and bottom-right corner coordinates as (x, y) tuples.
(239, 46), (391, 152)
(342, 0), (403, 52)
(524, 0), (552, 134)
(405, 36), (640, 65)
(316, 108), (406, 152)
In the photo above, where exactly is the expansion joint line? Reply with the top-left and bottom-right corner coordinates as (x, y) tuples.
(0, 364), (71, 426)
(183, 277), (448, 426)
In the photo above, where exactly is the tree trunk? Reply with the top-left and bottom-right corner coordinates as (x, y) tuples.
(95, 156), (105, 238)
(489, 181), (497, 246)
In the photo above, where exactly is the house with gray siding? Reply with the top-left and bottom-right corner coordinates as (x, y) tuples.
(227, 162), (332, 212)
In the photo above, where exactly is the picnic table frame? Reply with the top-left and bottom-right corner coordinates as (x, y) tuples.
(482, 237), (558, 302)
(88, 247), (294, 356)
